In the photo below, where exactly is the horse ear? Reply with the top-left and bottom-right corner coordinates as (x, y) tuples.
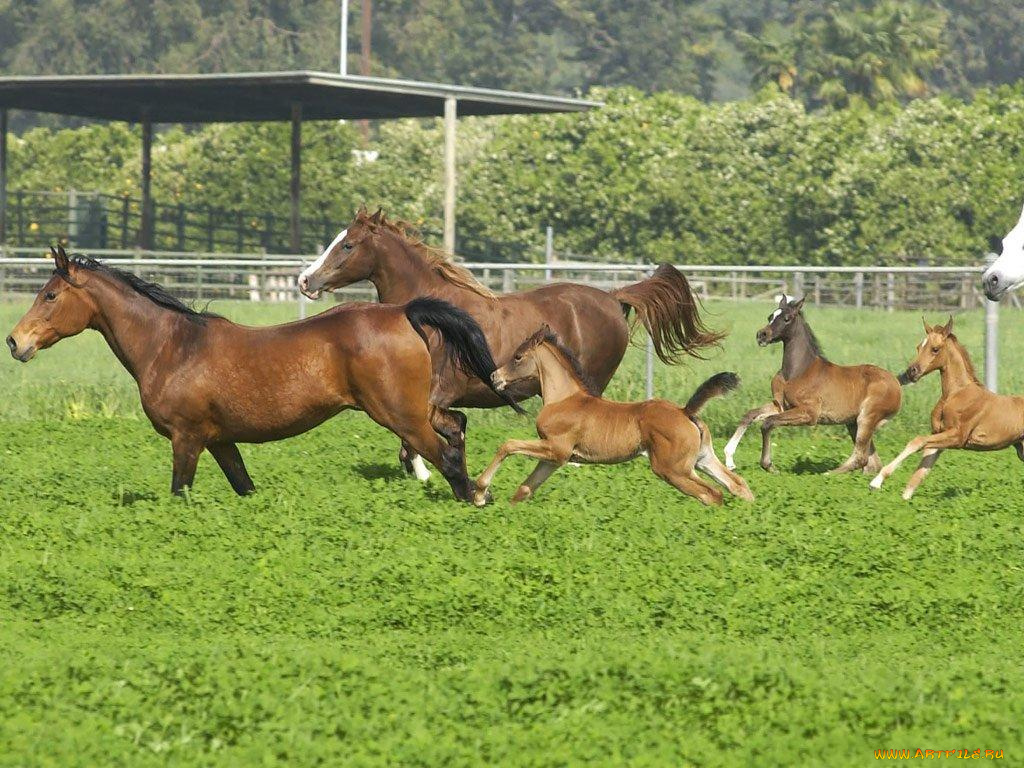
(791, 297), (805, 312)
(355, 204), (368, 220)
(941, 315), (954, 336)
(988, 234), (1004, 255)
(52, 244), (69, 273)
(369, 207), (383, 223)
(922, 317), (933, 334)
(779, 294), (789, 308)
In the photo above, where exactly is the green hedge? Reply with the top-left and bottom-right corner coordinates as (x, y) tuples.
(9, 85), (1024, 264)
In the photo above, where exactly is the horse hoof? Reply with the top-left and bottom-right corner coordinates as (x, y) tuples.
(472, 488), (491, 507)
(869, 475), (884, 490)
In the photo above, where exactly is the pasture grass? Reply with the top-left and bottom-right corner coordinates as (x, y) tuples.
(1, 296), (1023, 766)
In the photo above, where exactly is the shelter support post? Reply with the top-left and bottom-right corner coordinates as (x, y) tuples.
(0, 109), (7, 246)
(291, 102), (302, 254)
(140, 112), (153, 249)
(443, 96), (457, 253)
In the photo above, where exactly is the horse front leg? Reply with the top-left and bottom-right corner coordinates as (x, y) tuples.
(170, 434), (204, 496)
(473, 439), (569, 506)
(723, 402), (782, 469)
(759, 406), (817, 472)
(870, 428), (964, 490)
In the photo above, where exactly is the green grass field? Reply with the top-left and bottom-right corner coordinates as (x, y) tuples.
(1, 296), (1023, 766)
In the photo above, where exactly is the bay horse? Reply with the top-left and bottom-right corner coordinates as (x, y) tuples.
(297, 208), (723, 481)
(6, 246), (519, 500)
(723, 296), (902, 474)
(870, 317), (1024, 499)
(471, 325), (753, 507)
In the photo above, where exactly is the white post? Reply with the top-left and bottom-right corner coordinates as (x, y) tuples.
(545, 225), (553, 281)
(985, 254), (999, 392)
(443, 97), (457, 254)
(339, 0), (349, 75)
(645, 267), (655, 399)
(298, 259), (308, 320)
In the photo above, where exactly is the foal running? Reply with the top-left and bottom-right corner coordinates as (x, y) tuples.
(7, 247), (518, 500)
(723, 296), (902, 473)
(870, 317), (1024, 499)
(472, 326), (753, 506)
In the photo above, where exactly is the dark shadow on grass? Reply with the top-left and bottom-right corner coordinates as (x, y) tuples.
(352, 461), (407, 482)
(113, 488), (160, 506)
(790, 456), (835, 474)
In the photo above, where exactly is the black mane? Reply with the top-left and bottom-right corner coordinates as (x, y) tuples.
(516, 327), (601, 396)
(796, 314), (828, 360)
(62, 256), (220, 325)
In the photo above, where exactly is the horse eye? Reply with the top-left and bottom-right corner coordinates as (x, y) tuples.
(342, 242), (355, 252)
(931, 346), (940, 353)
(514, 355), (522, 363)
(44, 291), (57, 301)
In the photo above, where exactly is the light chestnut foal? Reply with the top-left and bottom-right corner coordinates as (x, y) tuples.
(870, 316), (1024, 499)
(724, 296), (902, 474)
(472, 326), (753, 507)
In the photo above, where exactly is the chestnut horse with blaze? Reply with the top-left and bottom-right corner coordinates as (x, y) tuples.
(298, 209), (723, 479)
(6, 247), (519, 500)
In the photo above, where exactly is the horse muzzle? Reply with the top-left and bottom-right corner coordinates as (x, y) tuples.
(491, 372), (508, 392)
(756, 328), (772, 346)
(899, 365), (920, 385)
(297, 274), (323, 300)
(983, 269), (1007, 302)
(6, 334), (35, 363)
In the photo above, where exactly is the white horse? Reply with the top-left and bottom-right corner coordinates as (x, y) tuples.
(983, 201), (1024, 300)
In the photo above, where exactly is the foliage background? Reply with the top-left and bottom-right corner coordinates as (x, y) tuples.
(9, 86), (1024, 265)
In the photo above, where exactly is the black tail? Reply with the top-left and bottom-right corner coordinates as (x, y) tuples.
(685, 371), (740, 415)
(404, 297), (526, 415)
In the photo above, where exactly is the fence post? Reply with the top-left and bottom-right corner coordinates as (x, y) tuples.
(545, 226), (553, 282)
(886, 273), (895, 312)
(16, 190), (24, 246)
(644, 267), (655, 399)
(120, 196), (129, 249)
(176, 203), (186, 250)
(503, 267), (514, 293)
(793, 271), (804, 300)
(67, 188), (78, 247)
(985, 255), (999, 392)
(854, 271), (864, 309)
(298, 258), (308, 320)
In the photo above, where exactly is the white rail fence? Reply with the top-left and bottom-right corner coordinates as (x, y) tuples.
(0, 248), (1005, 394)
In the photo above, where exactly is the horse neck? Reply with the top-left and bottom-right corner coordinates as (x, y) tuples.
(780, 317), (821, 379)
(370, 234), (458, 303)
(534, 344), (587, 404)
(938, 341), (979, 396)
(87, 275), (188, 381)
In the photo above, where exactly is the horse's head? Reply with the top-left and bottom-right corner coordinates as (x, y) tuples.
(983, 201), (1024, 300)
(491, 325), (551, 392)
(7, 246), (97, 363)
(901, 316), (955, 384)
(756, 295), (803, 346)
(298, 207), (384, 299)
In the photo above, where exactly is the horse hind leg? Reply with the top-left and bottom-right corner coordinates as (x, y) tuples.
(398, 441), (431, 481)
(831, 412), (885, 475)
(208, 442), (256, 496)
(170, 433), (204, 496)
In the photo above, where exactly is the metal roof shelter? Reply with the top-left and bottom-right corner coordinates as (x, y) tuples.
(0, 71), (599, 253)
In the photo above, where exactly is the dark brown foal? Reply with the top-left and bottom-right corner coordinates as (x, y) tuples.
(724, 296), (902, 474)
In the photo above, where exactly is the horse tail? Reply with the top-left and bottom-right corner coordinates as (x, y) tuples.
(403, 297), (526, 415)
(684, 372), (740, 417)
(612, 263), (725, 364)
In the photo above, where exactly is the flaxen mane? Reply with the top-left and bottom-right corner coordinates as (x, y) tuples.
(374, 214), (496, 299)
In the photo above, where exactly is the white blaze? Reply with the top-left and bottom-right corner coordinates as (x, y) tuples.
(298, 229), (347, 292)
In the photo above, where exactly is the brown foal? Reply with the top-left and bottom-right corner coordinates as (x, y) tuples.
(723, 296), (902, 474)
(6, 247), (516, 500)
(471, 326), (753, 506)
(870, 316), (1024, 499)
(298, 209), (723, 479)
